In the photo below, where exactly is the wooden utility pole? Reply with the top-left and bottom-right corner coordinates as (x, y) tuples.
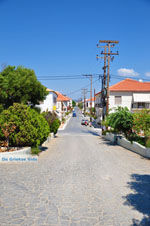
(82, 88), (87, 116)
(94, 88), (96, 116)
(97, 40), (119, 116)
(83, 74), (93, 115)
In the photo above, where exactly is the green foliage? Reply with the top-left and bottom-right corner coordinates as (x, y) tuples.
(78, 102), (83, 109)
(91, 107), (95, 113)
(133, 109), (150, 136)
(0, 103), (50, 147)
(72, 100), (76, 107)
(0, 65), (48, 109)
(106, 107), (133, 138)
(0, 104), (4, 113)
(31, 147), (41, 155)
(146, 137), (150, 148)
(65, 112), (70, 116)
(42, 111), (61, 135)
(62, 117), (66, 123)
(50, 118), (61, 134)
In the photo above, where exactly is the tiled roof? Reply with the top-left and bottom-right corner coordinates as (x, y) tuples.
(95, 91), (101, 96)
(110, 78), (150, 92)
(56, 92), (71, 102)
(46, 88), (58, 96)
(86, 97), (95, 102)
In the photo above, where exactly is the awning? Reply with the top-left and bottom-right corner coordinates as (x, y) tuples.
(133, 93), (150, 102)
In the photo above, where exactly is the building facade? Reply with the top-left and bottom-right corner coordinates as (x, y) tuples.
(36, 88), (58, 113)
(95, 78), (150, 123)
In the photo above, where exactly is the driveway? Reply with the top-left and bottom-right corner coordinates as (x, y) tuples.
(0, 109), (150, 226)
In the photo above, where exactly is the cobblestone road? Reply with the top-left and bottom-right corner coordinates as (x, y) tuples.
(0, 110), (150, 226)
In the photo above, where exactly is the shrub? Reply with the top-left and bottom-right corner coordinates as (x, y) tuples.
(50, 118), (61, 134)
(106, 107), (134, 139)
(146, 137), (150, 148)
(62, 117), (66, 123)
(31, 147), (41, 155)
(0, 103), (50, 147)
(42, 111), (61, 134)
(133, 109), (150, 137)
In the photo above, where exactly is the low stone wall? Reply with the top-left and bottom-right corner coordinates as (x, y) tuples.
(105, 132), (118, 144)
(0, 147), (31, 157)
(103, 133), (150, 159)
(0, 147), (33, 162)
(117, 136), (150, 159)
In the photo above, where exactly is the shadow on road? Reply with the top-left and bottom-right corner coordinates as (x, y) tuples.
(39, 146), (48, 152)
(86, 130), (100, 136)
(100, 138), (117, 146)
(123, 174), (150, 225)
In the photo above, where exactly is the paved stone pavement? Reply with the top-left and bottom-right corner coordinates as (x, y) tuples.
(0, 108), (150, 226)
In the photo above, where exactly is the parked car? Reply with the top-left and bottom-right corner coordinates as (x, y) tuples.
(81, 119), (89, 126)
(84, 120), (89, 126)
(81, 119), (85, 125)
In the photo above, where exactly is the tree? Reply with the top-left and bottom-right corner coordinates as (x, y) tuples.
(72, 100), (76, 107)
(0, 103), (50, 147)
(106, 107), (134, 138)
(0, 65), (48, 109)
(78, 102), (83, 109)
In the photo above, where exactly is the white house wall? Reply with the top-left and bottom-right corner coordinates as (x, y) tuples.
(109, 91), (133, 112)
(36, 92), (57, 113)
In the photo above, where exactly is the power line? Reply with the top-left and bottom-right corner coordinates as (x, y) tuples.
(66, 78), (100, 96)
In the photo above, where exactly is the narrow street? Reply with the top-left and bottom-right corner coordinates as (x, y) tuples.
(0, 108), (150, 226)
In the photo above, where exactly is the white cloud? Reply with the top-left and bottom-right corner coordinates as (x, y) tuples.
(145, 72), (150, 77)
(117, 68), (139, 77)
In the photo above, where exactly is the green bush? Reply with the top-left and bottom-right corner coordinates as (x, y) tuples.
(106, 107), (133, 139)
(31, 147), (41, 155)
(62, 117), (66, 123)
(0, 103), (50, 147)
(145, 137), (150, 148)
(42, 111), (61, 134)
(50, 118), (61, 134)
(133, 109), (150, 137)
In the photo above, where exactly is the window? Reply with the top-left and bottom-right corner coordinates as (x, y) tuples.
(132, 102), (150, 109)
(115, 96), (122, 105)
(53, 96), (57, 104)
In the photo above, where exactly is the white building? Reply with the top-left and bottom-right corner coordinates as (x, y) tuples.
(56, 92), (72, 119)
(86, 97), (95, 112)
(109, 78), (150, 112)
(95, 78), (150, 123)
(36, 88), (58, 113)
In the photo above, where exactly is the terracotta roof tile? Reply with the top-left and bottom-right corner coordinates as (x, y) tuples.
(110, 78), (150, 92)
(86, 97), (95, 102)
(56, 92), (71, 101)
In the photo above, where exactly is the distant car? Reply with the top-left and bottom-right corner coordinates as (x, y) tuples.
(84, 120), (89, 126)
(72, 112), (76, 117)
(81, 119), (85, 125)
(81, 119), (89, 126)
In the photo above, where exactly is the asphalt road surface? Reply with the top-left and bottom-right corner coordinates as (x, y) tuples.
(0, 107), (150, 226)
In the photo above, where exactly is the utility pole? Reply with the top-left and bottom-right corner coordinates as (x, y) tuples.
(83, 74), (93, 116)
(82, 88), (87, 116)
(94, 88), (96, 116)
(97, 40), (119, 118)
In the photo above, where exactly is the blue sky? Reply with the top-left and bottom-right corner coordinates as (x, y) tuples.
(0, 0), (150, 99)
